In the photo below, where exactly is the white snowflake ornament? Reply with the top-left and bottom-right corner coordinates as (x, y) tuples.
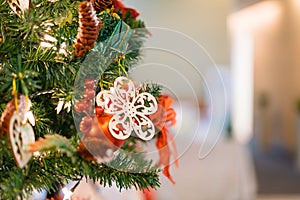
(96, 77), (158, 141)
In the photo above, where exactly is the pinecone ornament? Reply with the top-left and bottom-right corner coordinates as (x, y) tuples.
(90, 0), (113, 13)
(74, 2), (102, 58)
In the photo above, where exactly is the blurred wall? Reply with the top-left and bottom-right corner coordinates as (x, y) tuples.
(230, 0), (300, 151)
(126, 0), (232, 65)
(253, 0), (300, 152)
(234, 0), (262, 8)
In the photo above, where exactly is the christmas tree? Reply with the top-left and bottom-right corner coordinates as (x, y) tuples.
(0, 0), (177, 199)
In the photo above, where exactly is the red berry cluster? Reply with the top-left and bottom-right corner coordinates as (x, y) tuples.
(74, 79), (95, 113)
(75, 80), (126, 161)
(74, 79), (96, 134)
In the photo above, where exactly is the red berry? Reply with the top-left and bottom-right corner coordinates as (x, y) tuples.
(74, 100), (87, 113)
(84, 90), (95, 100)
(75, 99), (93, 113)
(80, 116), (93, 134)
(84, 79), (95, 90)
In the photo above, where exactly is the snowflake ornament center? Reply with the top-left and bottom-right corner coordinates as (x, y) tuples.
(123, 102), (135, 116)
(96, 77), (158, 141)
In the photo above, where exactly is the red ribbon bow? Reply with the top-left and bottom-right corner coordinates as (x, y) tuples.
(151, 95), (178, 184)
(113, 0), (140, 19)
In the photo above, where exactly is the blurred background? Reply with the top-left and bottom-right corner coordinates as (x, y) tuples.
(126, 0), (300, 199)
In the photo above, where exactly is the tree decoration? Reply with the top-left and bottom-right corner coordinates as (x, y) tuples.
(74, 79), (95, 114)
(0, 95), (36, 168)
(7, 0), (30, 16)
(77, 116), (117, 162)
(95, 106), (125, 148)
(0, 95), (35, 135)
(113, 0), (140, 19)
(75, 78), (125, 162)
(90, 0), (113, 13)
(96, 76), (158, 141)
(9, 113), (35, 168)
(0, 98), (16, 137)
(0, 0), (177, 198)
(151, 95), (178, 184)
(74, 1), (102, 58)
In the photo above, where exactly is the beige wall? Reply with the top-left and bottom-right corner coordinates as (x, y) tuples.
(126, 0), (232, 65)
(229, 0), (300, 151)
(124, 0), (233, 101)
(253, 0), (300, 152)
(234, 0), (262, 9)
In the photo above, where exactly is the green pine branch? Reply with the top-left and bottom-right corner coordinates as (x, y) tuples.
(0, 0), (162, 199)
(0, 135), (160, 199)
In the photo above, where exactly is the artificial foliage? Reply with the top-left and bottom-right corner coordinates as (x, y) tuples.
(0, 0), (176, 199)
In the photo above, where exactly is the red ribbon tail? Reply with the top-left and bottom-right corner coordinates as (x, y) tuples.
(167, 131), (179, 168)
(162, 165), (176, 184)
(142, 188), (156, 200)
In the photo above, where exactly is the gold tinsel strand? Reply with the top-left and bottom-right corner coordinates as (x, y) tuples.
(90, 0), (113, 13)
(74, 1), (102, 58)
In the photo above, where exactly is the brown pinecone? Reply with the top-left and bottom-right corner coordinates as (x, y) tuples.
(90, 0), (113, 13)
(74, 1), (102, 58)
